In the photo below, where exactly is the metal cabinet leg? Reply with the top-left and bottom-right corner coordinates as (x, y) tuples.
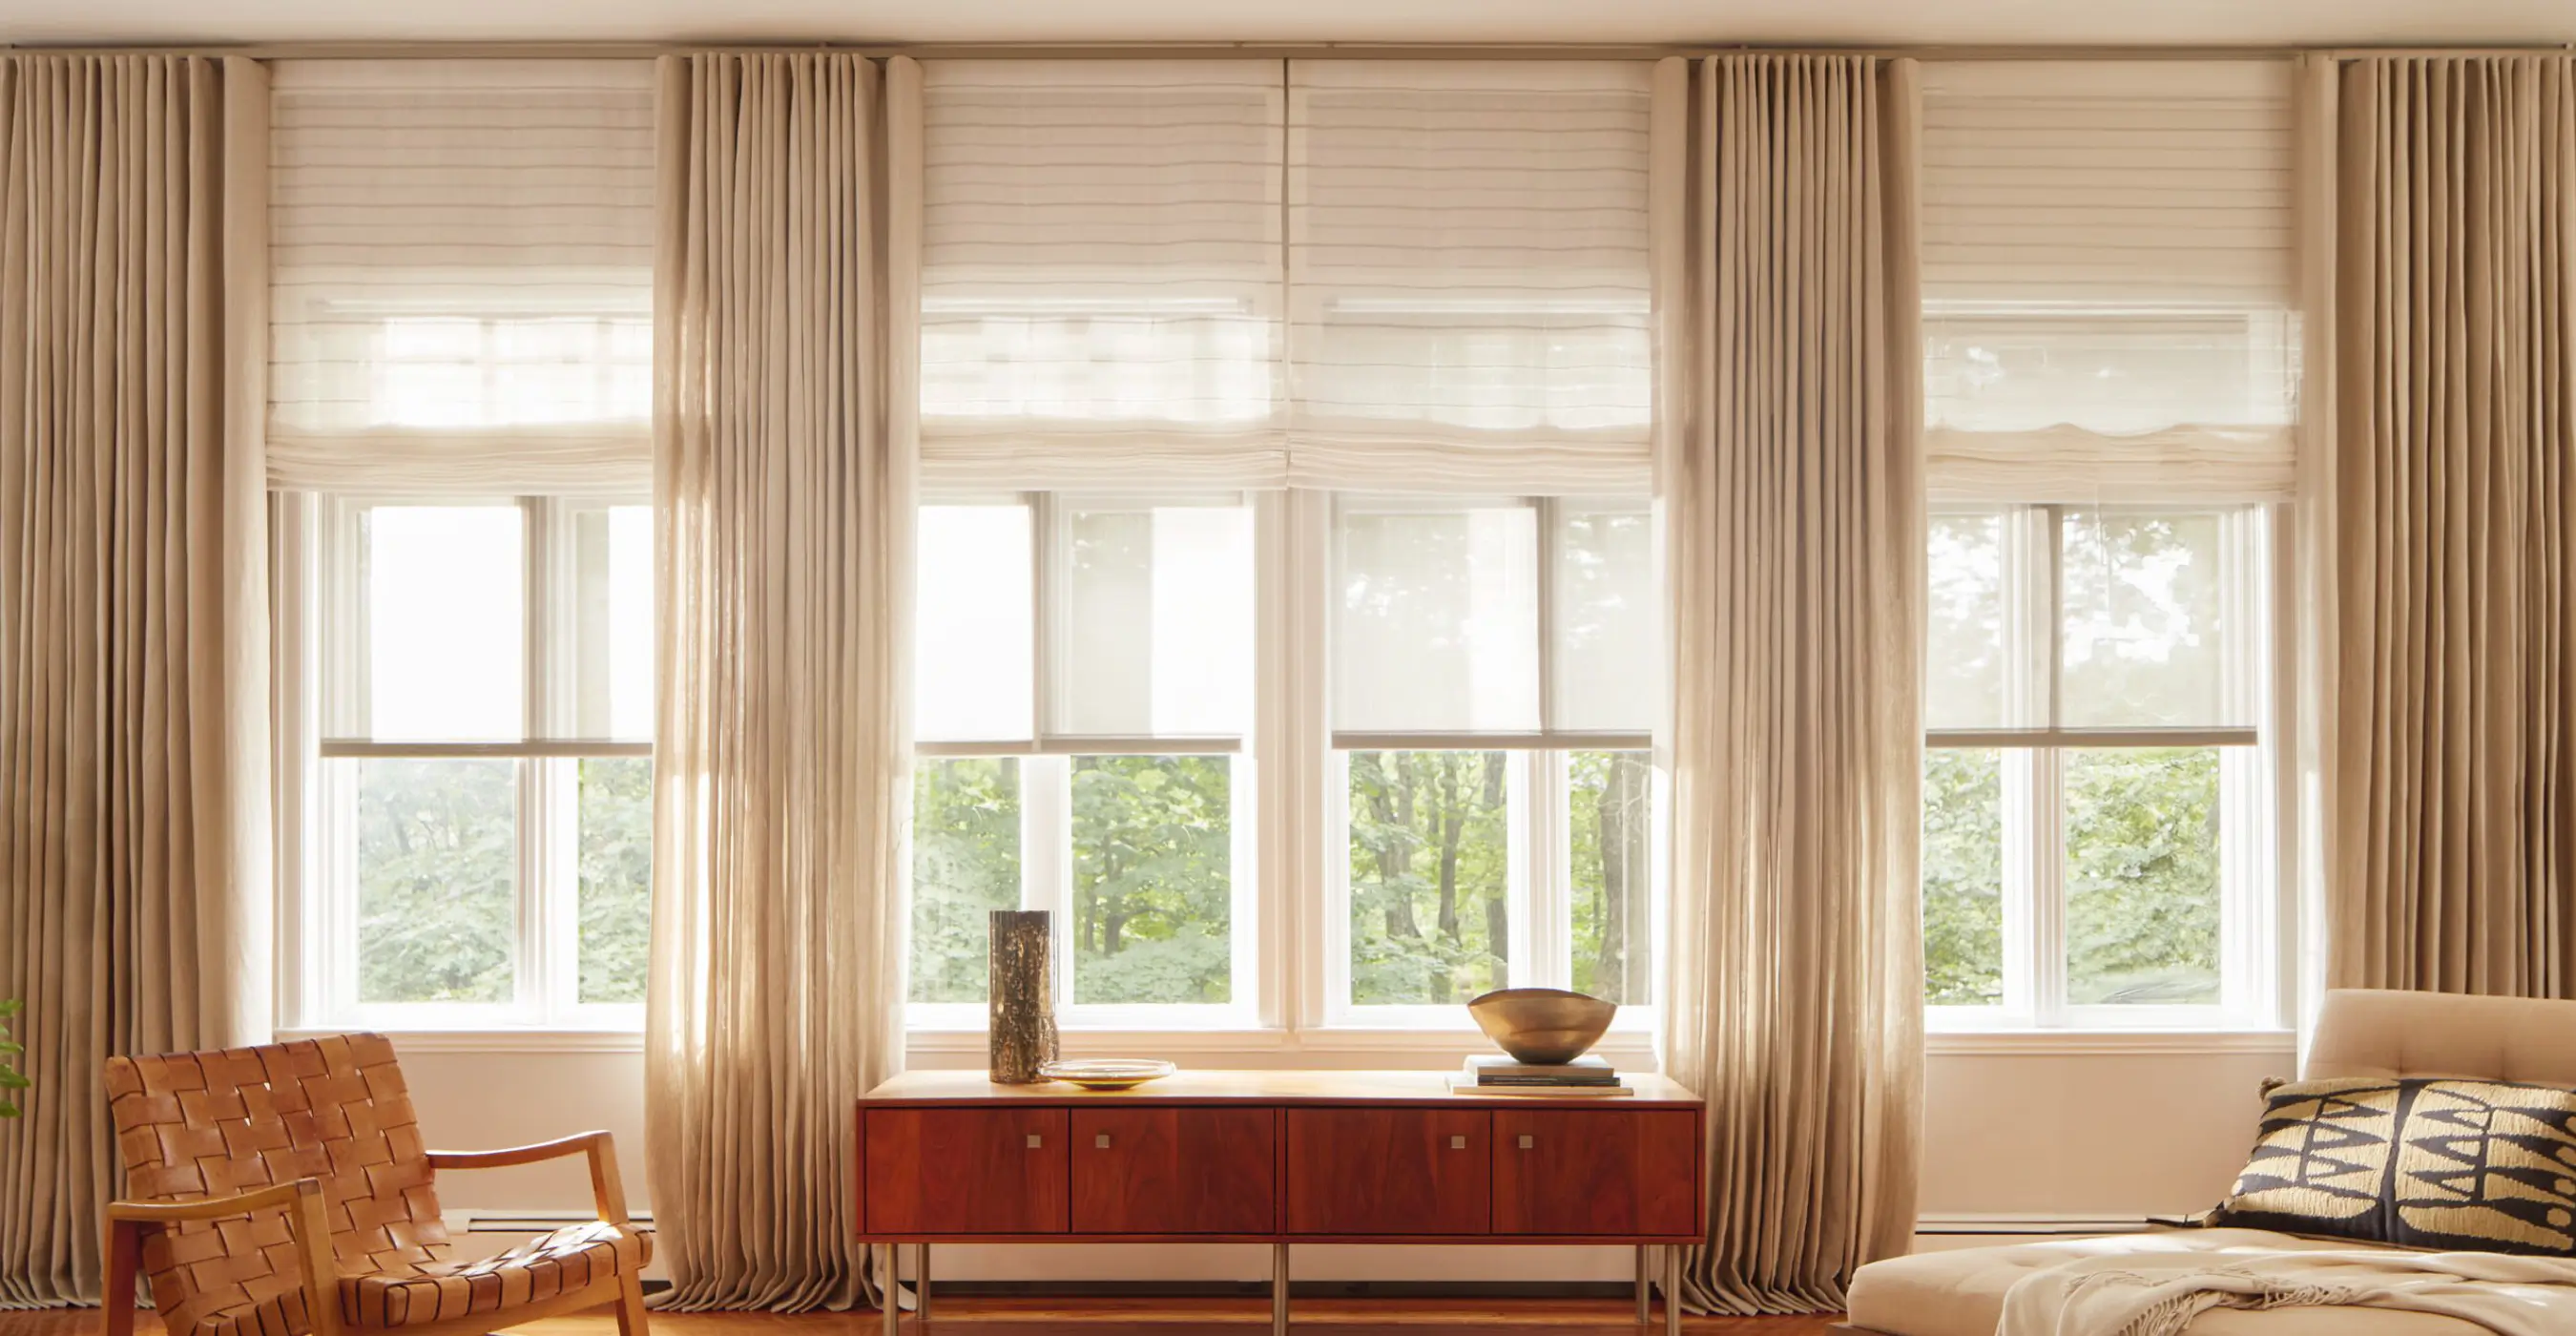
(1635, 1244), (1651, 1326)
(1273, 1242), (1290, 1336)
(918, 1243), (931, 1323)
(882, 1243), (902, 1336)
(1664, 1245), (1682, 1336)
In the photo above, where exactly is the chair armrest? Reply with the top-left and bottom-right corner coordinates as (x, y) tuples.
(427, 1130), (613, 1172)
(106, 1179), (342, 1336)
(109, 1178), (323, 1223)
(428, 1130), (633, 1225)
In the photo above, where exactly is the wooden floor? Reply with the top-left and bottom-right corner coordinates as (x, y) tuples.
(0, 1299), (1846, 1336)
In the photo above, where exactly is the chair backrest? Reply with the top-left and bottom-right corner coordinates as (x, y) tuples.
(104, 1033), (448, 1334)
(2304, 988), (2576, 1087)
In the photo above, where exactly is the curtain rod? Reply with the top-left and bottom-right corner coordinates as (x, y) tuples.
(5, 38), (2571, 61)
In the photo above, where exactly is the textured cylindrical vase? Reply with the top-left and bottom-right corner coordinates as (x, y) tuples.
(988, 909), (1059, 1083)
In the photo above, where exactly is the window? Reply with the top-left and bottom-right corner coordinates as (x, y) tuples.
(1917, 61), (2296, 1032)
(909, 59), (1662, 1037)
(309, 499), (654, 1027)
(909, 497), (1259, 1028)
(1922, 505), (2275, 1027)
(1327, 497), (1656, 1024)
(272, 59), (657, 1032)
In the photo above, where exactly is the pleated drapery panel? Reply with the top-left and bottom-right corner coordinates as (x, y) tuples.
(2328, 55), (2576, 997)
(647, 52), (919, 1312)
(0, 53), (272, 1305)
(1659, 53), (1925, 1315)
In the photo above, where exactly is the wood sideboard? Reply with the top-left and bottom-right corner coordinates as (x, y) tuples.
(855, 1069), (1705, 1334)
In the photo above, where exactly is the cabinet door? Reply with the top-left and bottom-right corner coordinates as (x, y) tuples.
(1285, 1108), (1490, 1236)
(862, 1107), (1070, 1235)
(1490, 1109), (1697, 1237)
(1070, 1107), (1276, 1234)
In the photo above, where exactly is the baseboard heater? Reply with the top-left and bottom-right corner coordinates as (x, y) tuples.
(1913, 1214), (2157, 1237)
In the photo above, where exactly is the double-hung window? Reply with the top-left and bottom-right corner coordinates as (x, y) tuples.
(1917, 61), (2298, 1031)
(273, 60), (657, 1030)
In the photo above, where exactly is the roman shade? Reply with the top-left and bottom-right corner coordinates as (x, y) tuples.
(1920, 61), (2299, 500)
(917, 58), (1658, 493)
(919, 59), (1284, 489)
(266, 60), (656, 494)
(1286, 60), (1655, 491)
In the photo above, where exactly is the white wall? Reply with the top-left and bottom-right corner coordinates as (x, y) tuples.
(399, 1038), (2296, 1282)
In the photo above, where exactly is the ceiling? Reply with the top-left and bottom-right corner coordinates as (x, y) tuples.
(6, 0), (2575, 49)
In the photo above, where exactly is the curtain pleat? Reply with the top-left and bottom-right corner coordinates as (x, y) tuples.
(2328, 55), (2576, 997)
(1659, 53), (1924, 1315)
(0, 52), (271, 1305)
(646, 52), (918, 1312)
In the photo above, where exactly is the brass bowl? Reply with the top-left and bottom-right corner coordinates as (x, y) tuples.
(1467, 988), (1617, 1065)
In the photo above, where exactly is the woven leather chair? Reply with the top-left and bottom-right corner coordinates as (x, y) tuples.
(103, 1033), (652, 1336)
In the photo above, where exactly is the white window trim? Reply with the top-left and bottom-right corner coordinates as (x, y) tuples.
(1925, 501), (2292, 1036)
(283, 493), (651, 1034)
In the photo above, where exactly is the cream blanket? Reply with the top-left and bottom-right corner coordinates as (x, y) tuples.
(1997, 1247), (2576, 1336)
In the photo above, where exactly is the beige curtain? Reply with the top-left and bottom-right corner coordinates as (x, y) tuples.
(0, 53), (272, 1305)
(2327, 55), (2576, 996)
(1659, 53), (1925, 1315)
(647, 52), (920, 1311)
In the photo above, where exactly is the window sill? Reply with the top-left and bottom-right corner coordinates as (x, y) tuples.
(278, 1026), (644, 1054)
(1926, 1029), (2296, 1056)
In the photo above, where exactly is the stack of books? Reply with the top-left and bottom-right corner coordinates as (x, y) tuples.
(1444, 1054), (1633, 1097)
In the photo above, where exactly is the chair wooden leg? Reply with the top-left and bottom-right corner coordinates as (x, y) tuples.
(614, 1270), (651, 1336)
(103, 1220), (142, 1336)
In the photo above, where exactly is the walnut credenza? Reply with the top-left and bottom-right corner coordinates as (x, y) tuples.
(855, 1069), (1706, 1334)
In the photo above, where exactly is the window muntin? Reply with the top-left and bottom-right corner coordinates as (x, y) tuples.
(909, 496), (1258, 1029)
(1922, 504), (2275, 1031)
(310, 497), (653, 1029)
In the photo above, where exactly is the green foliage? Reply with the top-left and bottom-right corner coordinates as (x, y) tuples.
(1071, 757), (1232, 1005)
(909, 758), (1022, 1004)
(1922, 748), (2005, 1007)
(1569, 751), (1652, 1004)
(2065, 748), (2220, 1004)
(357, 759), (517, 1003)
(577, 759), (654, 1004)
(0, 999), (28, 1117)
(351, 757), (654, 1008)
(1919, 745), (2224, 1009)
(1347, 751), (1508, 1005)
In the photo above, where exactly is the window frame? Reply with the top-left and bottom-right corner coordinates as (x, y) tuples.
(1922, 499), (2289, 1034)
(296, 493), (652, 1033)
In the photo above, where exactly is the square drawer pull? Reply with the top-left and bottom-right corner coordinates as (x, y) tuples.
(1518, 1134), (1534, 1149)
(1095, 1134), (1111, 1149)
(1027, 1134), (1043, 1149)
(1449, 1135), (1466, 1149)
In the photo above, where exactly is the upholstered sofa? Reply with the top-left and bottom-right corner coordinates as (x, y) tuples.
(1841, 988), (2576, 1336)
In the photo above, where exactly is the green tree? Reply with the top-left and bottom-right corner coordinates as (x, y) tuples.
(2065, 747), (2221, 1004)
(577, 758), (653, 1004)
(909, 758), (1023, 1004)
(1570, 751), (1652, 1003)
(1071, 756), (1234, 1004)
(356, 759), (517, 1003)
(1347, 750), (1509, 1005)
(1922, 748), (2004, 1007)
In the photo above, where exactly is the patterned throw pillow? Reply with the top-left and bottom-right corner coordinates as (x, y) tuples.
(2212, 1076), (2576, 1256)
